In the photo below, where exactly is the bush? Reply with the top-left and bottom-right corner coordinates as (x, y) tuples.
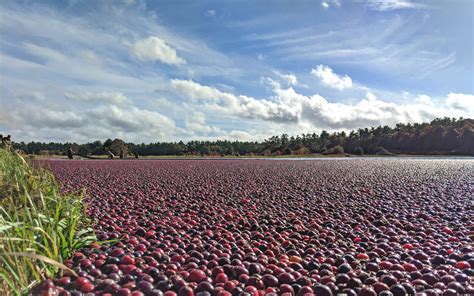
(333, 145), (344, 154)
(283, 148), (292, 155)
(353, 146), (364, 155)
(0, 149), (97, 295)
(293, 147), (310, 155)
(374, 146), (394, 155)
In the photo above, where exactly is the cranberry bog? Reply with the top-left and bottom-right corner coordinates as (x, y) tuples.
(35, 159), (473, 296)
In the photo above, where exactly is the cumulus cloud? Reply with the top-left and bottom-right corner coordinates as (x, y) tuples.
(169, 78), (473, 132)
(0, 91), (182, 143)
(366, 0), (427, 11)
(170, 79), (297, 122)
(446, 93), (474, 112)
(185, 112), (221, 134)
(273, 70), (298, 86)
(87, 105), (177, 134)
(311, 65), (353, 90)
(131, 36), (186, 66)
(414, 95), (433, 106)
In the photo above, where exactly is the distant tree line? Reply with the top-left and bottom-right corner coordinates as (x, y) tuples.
(10, 118), (474, 156)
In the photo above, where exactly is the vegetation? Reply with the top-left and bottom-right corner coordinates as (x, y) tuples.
(11, 117), (474, 157)
(0, 148), (96, 295)
(103, 138), (128, 156)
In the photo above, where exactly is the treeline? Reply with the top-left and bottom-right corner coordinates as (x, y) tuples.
(11, 118), (474, 156)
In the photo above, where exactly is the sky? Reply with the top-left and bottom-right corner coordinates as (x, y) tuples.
(0, 0), (473, 143)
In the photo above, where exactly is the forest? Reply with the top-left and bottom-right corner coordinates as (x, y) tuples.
(10, 117), (474, 156)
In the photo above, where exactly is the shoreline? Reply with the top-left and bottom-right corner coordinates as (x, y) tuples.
(35, 153), (474, 160)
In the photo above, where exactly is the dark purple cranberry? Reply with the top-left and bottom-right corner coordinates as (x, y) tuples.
(337, 263), (352, 274)
(262, 274), (279, 287)
(446, 282), (465, 294)
(195, 281), (214, 293)
(137, 280), (154, 293)
(381, 275), (398, 286)
(157, 280), (173, 291)
(389, 284), (407, 296)
(313, 284), (332, 296)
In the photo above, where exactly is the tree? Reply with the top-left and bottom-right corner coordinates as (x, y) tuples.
(9, 117), (474, 157)
(104, 139), (128, 156)
(333, 145), (344, 154)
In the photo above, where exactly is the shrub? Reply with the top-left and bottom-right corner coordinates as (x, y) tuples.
(353, 146), (364, 155)
(333, 145), (344, 154)
(293, 147), (311, 155)
(283, 148), (292, 155)
(0, 148), (97, 295)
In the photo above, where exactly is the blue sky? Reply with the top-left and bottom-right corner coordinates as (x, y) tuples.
(0, 0), (473, 143)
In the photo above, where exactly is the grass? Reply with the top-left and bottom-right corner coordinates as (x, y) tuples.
(0, 148), (96, 295)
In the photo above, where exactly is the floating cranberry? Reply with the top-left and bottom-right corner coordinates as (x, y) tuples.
(313, 284), (332, 296)
(188, 269), (207, 283)
(121, 255), (135, 265)
(356, 253), (369, 260)
(32, 159), (472, 295)
(178, 286), (194, 296)
(214, 273), (228, 284)
(57, 277), (71, 287)
(454, 261), (470, 270)
(278, 272), (295, 285)
(337, 263), (352, 274)
(262, 274), (279, 287)
(80, 283), (95, 293)
(446, 282), (465, 294)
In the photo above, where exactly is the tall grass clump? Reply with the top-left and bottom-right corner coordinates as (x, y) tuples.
(0, 148), (96, 295)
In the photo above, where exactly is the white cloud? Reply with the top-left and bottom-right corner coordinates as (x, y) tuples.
(273, 70), (298, 86)
(131, 36), (186, 65)
(446, 93), (474, 112)
(321, 0), (341, 9)
(170, 79), (298, 122)
(0, 90), (182, 143)
(169, 78), (473, 133)
(311, 65), (353, 90)
(185, 112), (221, 134)
(366, 0), (427, 11)
(65, 91), (130, 105)
(414, 94), (432, 106)
(87, 105), (177, 135)
(205, 10), (216, 17)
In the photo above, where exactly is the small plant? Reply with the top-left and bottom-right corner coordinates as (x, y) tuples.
(0, 148), (96, 295)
